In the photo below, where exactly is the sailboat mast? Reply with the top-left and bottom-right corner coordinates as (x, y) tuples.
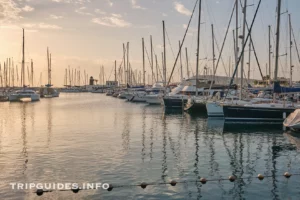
(185, 47), (190, 78)
(9, 58), (11, 87)
(115, 60), (117, 83)
(195, 0), (202, 96)
(248, 40), (251, 80)
(162, 20), (167, 87)
(268, 25), (271, 79)
(22, 29), (25, 87)
(211, 24), (216, 82)
(155, 54), (158, 82)
(47, 47), (50, 85)
(127, 42), (129, 85)
(123, 43), (126, 85)
(179, 40), (183, 81)
(150, 35), (154, 84)
(0, 64), (2, 87)
(239, 0), (247, 100)
(142, 38), (145, 86)
(49, 54), (52, 85)
(31, 59), (33, 86)
(274, 0), (281, 81)
(235, 0), (239, 83)
(289, 14), (293, 86)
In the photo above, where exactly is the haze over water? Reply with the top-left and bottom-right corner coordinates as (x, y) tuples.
(0, 93), (300, 199)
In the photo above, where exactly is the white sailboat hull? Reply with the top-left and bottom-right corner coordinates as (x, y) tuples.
(145, 94), (162, 105)
(9, 93), (40, 102)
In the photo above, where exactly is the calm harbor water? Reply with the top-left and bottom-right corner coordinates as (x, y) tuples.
(0, 93), (300, 200)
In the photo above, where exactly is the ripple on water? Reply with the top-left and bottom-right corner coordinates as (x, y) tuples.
(0, 93), (300, 199)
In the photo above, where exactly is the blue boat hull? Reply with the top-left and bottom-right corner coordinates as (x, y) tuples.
(223, 105), (295, 123)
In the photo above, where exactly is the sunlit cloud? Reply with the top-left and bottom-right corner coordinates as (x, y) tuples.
(0, 0), (22, 22)
(75, 7), (93, 16)
(22, 5), (34, 12)
(174, 2), (191, 16)
(131, 0), (145, 10)
(92, 14), (131, 27)
(106, 0), (113, 7)
(94, 9), (106, 15)
(50, 14), (63, 19)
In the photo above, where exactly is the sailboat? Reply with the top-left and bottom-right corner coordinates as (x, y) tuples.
(40, 47), (59, 98)
(9, 29), (40, 102)
(223, 0), (300, 123)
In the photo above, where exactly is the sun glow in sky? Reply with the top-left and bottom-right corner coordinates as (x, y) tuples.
(1, 0), (300, 86)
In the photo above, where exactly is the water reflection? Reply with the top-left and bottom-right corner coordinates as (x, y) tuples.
(161, 112), (167, 182)
(20, 103), (28, 174)
(1, 94), (300, 199)
(47, 100), (52, 147)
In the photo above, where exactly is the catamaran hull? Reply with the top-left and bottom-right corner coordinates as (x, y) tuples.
(223, 105), (295, 123)
(9, 94), (40, 102)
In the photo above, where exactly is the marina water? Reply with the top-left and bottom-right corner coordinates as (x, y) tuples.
(0, 93), (300, 199)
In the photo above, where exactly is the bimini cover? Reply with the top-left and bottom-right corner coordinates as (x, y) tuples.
(284, 109), (300, 127)
(274, 81), (300, 93)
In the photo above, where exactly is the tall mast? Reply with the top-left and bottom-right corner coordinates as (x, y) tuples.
(274, 0), (281, 81)
(150, 35), (154, 84)
(9, 58), (11, 87)
(127, 42), (129, 85)
(161, 52), (164, 81)
(31, 59), (33, 86)
(12, 59), (14, 87)
(162, 20), (167, 87)
(211, 24), (215, 82)
(179, 40), (183, 81)
(155, 55), (158, 82)
(47, 47), (50, 85)
(235, 0), (239, 83)
(79, 68), (80, 86)
(115, 60), (117, 83)
(68, 66), (71, 86)
(50, 53), (52, 86)
(289, 14), (293, 86)
(239, 0), (247, 100)
(22, 29), (25, 87)
(102, 66), (105, 86)
(65, 69), (68, 85)
(185, 47), (190, 78)
(229, 56), (231, 77)
(248, 40), (251, 80)
(16, 65), (19, 86)
(0, 64), (2, 87)
(268, 25), (271, 79)
(195, 0), (202, 96)
(142, 38), (145, 86)
(123, 43), (126, 85)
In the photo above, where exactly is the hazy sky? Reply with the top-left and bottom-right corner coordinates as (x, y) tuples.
(1, 0), (300, 86)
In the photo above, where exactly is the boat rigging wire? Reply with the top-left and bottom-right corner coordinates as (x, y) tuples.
(225, 0), (262, 98)
(166, 0), (199, 87)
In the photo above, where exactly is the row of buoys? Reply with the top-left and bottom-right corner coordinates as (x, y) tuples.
(34, 172), (294, 196)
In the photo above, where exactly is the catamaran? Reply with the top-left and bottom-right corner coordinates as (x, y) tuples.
(9, 29), (40, 102)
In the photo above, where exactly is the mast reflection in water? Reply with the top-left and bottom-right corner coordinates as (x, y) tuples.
(0, 93), (299, 199)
